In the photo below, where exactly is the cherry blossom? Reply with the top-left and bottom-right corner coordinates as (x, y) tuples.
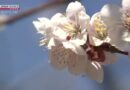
(33, 1), (130, 83)
(33, 1), (90, 55)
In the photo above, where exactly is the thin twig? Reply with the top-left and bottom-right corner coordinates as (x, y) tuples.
(1, 0), (69, 25)
(100, 43), (129, 55)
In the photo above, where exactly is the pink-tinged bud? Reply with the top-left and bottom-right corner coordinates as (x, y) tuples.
(122, 0), (130, 9)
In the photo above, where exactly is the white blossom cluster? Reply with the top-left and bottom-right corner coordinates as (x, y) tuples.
(33, 0), (130, 83)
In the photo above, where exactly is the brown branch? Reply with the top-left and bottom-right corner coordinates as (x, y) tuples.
(0, 0), (70, 25)
(82, 42), (129, 56)
(100, 43), (128, 55)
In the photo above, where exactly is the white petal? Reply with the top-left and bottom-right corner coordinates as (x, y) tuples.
(108, 26), (122, 43)
(108, 26), (129, 49)
(66, 1), (87, 27)
(100, 4), (122, 27)
(33, 18), (57, 47)
(38, 17), (50, 23)
(70, 38), (86, 45)
(77, 11), (90, 30)
(33, 21), (43, 32)
(49, 45), (69, 70)
(123, 37), (130, 42)
(62, 41), (86, 55)
(52, 28), (68, 41)
(51, 13), (68, 26)
(85, 61), (104, 83)
(66, 1), (86, 19)
(67, 51), (88, 75)
(74, 32), (87, 44)
(47, 38), (57, 49)
(122, 0), (130, 9)
(122, 31), (130, 42)
(102, 52), (117, 65)
(91, 37), (104, 46)
(33, 19), (52, 35)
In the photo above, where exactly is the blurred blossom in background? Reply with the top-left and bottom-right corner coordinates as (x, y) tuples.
(0, 0), (130, 90)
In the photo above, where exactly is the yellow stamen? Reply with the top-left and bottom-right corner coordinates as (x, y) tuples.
(93, 15), (108, 40)
(63, 23), (81, 38)
(64, 23), (76, 32)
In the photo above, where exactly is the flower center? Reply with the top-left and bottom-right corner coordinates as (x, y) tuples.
(93, 15), (108, 40)
(63, 23), (81, 40)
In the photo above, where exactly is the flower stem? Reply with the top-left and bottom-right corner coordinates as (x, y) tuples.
(100, 43), (129, 55)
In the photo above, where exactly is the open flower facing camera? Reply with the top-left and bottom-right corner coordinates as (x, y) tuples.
(33, 1), (130, 83)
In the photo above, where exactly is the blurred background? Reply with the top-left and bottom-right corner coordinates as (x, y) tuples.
(0, 0), (130, 90)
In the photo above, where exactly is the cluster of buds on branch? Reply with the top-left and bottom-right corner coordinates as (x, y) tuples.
(33, 0), (130, 83)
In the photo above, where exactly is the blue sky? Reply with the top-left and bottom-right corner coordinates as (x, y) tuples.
(1, 0), (130, 90)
